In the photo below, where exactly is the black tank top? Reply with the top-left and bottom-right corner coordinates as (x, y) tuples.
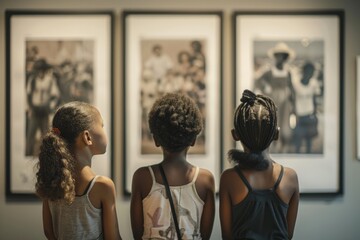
(232, 165), (289, 240)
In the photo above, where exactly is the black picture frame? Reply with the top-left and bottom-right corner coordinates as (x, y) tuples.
(357, 56), (360, 161)
(233, 10), (344, 195)
(122, 11), (223, 195)
(5, 10), (114, 199)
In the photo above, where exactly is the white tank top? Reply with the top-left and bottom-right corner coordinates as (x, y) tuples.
(48, 175), (103, 240)
(142, 166), (204, 240)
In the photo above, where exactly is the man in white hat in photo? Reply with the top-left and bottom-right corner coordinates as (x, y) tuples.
(254, 42), (296, 153)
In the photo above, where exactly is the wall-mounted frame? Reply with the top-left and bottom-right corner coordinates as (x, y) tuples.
(123, 11), (223, 195)
(357, 56), (360, 160)
(233, 11), (344, 195)
(5, 11), (114, 199)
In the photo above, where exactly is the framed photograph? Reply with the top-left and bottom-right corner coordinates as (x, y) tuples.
(5, 11), (114, 199)
(122, 11), (223, 195)
(233, 11), (344, 195)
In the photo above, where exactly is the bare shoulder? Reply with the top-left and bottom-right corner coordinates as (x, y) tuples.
(132, 166), (154, 186)
(283, 166), (298, 182)
(220, 167), (237, 184)
(282, 166), (299, 191)
(197, 168), (215, 186)
(89, 176), (116, 206)
(195, 167), (215, 201)
(132, 165), (153, 198)
(220, 167), (237, 177)
(96, 175), (115, 185)
(198, 167), (214, 179)
(94, 176), (116, 194)
(133, 166), (151, 179)
(132, 166), (151, 184)
(198, 168), (214, 182)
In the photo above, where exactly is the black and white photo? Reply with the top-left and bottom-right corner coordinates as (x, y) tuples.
(123, 11), (222, 194)
(233, 11), (343, 194)
(6, 11), (113, 198)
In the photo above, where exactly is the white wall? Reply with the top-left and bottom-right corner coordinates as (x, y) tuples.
(1, 0), (360, 239)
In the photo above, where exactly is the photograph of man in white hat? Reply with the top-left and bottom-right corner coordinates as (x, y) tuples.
(254, 41), (297, 153)
(253, 40), (325, 155)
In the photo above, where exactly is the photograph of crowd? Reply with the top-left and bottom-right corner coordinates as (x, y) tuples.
(139, 39), (207, 154)
(25, 40), (94, 156)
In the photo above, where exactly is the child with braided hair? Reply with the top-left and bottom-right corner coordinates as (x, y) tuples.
(131, 93), (215, 240)
(219, 89), (299, 240)
(35, 101), (121, 240)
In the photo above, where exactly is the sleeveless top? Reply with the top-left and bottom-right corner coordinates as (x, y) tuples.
(48, 176), (103, 240)
(142, 166), (204, 240)
(232, 166), (289, 240)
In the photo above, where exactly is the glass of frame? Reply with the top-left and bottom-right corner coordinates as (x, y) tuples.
(5, 11), (114, 199)
(233, 11), (344, 195)
(122, 11), (223, 195)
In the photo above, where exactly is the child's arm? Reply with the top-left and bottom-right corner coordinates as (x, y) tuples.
(198, 169), (215, 240)
(219, 170), (233, 240)
(98, 176), (122, 240)
(286, 169), (299, 239)
(130, 168), (147, 240)
(42, 200), (56, 240)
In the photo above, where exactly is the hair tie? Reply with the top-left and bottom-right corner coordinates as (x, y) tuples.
(241, 89), (257, 105)
(52, 127), (61, 136)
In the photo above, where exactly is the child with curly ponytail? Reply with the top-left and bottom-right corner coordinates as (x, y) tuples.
(219, 89), (299, 239)
(35, 101), (121, 240)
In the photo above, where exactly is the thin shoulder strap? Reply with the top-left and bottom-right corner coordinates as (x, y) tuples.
(86, 175), (100, 195)
(191, 167), (200, 184)
(234, 166), (252, 191)
(273, 165), (284, 190)
(159, 164), (182, 240)
(148, 166), (156, 182)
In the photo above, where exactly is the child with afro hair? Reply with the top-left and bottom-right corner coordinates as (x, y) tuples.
(131, 93), (215, 240)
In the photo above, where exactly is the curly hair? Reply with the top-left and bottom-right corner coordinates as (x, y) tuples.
(148, 93), (203, 152)
(229, 89), (278, 170)
(35, 101), (98, 204)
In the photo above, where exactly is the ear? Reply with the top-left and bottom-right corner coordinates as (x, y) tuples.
(82, 130), (93, 146)
(273, 127), (280, 141)
(231, 129), (240, 141)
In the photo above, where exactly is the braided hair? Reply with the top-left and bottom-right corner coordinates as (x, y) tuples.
(35, 101), (99, 204)
(148, 93), (203, 152)
(228, 89), (278, 170)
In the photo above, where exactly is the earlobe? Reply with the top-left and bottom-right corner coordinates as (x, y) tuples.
(273, 127), (280, 141)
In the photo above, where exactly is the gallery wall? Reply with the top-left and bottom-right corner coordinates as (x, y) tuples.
(1, 0), (360, 239)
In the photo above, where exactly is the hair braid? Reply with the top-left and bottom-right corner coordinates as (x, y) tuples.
(229, 90), (278, 170)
